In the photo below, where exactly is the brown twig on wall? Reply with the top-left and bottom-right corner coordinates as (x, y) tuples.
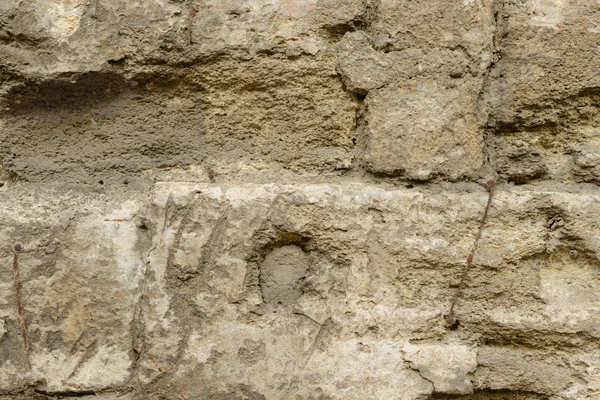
(12, 243), (29, 352)
(444, 180), (496, 327)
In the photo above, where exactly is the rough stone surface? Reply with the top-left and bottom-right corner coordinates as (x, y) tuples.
(0, 192), (144, 393)
(362, 77), (485, 180)
(488, 0), (600, 184)
(348, 0), (495, 181)
(1, 0), (600, 399)
(403, 343), (478, 395)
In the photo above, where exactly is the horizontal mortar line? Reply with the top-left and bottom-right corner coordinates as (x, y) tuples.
(151, 181), (600, 197)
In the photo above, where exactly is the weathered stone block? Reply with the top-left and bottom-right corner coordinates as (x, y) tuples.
(135, 182), (600, 399)
(373, 0), (495, 75)
(489, 0), (600, 184)
(2, 1), (600, 399)
(336, 0), (495, 181)
(362, 77), (485, 180)
(474, 347), (571, 396)
(0, 193), (144, 393)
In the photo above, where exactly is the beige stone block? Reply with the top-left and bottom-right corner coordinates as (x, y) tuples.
(0, 194), (144, 393)
(363, 77), (485, 180)
(489, 0), (600, 184)
(474, 347), (571, 396)
(403, 343), (478, 395)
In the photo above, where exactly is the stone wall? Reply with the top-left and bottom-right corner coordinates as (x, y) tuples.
(1, 1), (599, 399)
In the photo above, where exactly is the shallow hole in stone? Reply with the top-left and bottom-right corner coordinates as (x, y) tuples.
(447, 319), (460, 330)
(259, 244), (310, 307)
(108, 57), (126, 65)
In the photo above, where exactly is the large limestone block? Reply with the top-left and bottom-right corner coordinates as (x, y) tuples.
(197, 56), (358, 176)
(336, 31), (483, 94)
(0, 55), (357, 183)
(335, 0), (496, 181)
(0, 182), (598, 398)
(362, 77), (485, 180)
(0, 190), (144, 394)
(336, 31), (418, 94)
(0, 0), (369, 79)
(137, 181), (600, 399)
(372, 0), (496, 75)
(0, 1), (360, 185)
(336, 0), (496, 89)
(489, 0), (600, 184)
(0, 74), (204, 183)
(181, 0), (367, 57)
(491, 0), (600, 123)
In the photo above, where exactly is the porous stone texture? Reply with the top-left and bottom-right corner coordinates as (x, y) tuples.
(1, 1), (600, 399)
(488, 0), (600, 184)
(347, 0), (495, 180)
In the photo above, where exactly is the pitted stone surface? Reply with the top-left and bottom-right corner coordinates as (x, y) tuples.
(362, 77), (485, 180)
(1, 0), (600, 398)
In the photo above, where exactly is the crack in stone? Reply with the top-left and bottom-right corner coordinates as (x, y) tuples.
(400, 348), (437, 393)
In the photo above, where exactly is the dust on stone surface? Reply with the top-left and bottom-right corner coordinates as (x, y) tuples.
(1, 0), (600, 399)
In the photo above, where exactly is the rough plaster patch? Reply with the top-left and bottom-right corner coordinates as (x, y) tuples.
(260, 245), (310, 306)
(530, 0), (564, 27)
(276, 0), (317, 18)
(37, 0), (85, 41)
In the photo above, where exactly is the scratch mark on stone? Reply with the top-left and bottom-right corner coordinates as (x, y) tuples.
(196, 212), (229, 273)
(293, 310), (323, 327)
(12, 243), (29, 354)
(162, 194), (178, 235)
(69, 330), (86, 354)
(170, 380), (188, 400)
(282, 316), (332, 398)
(301, 317), (332, 369)
(66, 338), (98, 381)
